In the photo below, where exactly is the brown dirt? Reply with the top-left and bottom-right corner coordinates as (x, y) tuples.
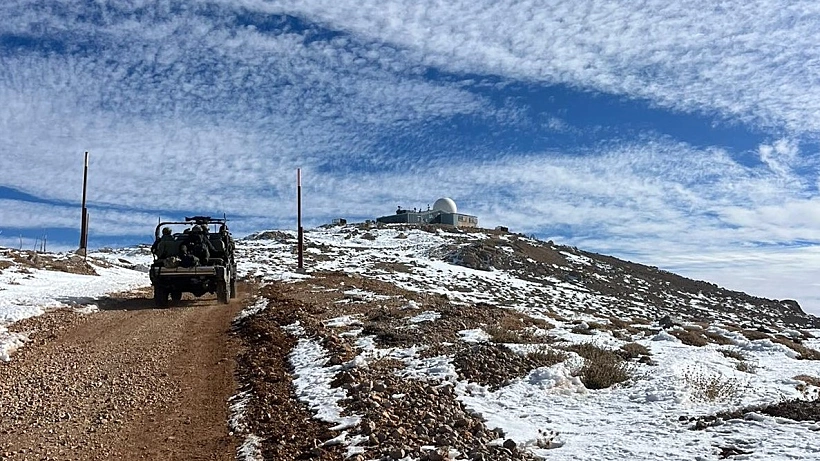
(0, 284), (251, 460)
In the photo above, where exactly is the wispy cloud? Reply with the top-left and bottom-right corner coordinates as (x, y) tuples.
(245, 0), (820, 134)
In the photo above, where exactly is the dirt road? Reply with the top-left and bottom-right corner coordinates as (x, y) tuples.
(0, 286), (246, 460)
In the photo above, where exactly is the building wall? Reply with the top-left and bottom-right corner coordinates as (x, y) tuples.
(377, 211), (478, 228)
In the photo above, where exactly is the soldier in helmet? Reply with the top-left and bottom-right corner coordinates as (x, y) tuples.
(179, 244), (200, 268)
(185, 223), (217, 264)
(152, 227), (175, 259)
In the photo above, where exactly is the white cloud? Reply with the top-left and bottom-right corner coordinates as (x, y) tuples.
(3, 1), (820, 314)
(232, 0), (820, 134)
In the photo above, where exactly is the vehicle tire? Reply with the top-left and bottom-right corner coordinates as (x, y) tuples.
(217, 282), (230, 304)
(229, 278), (237, 299)
(171, 291), (182, 303)
(154, 286), (169, 308)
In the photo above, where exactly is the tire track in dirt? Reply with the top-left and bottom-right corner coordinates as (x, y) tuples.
(0, 284), (251, 460)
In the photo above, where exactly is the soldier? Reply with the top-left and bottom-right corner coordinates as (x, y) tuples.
(179, 244), (200, 268)
(185, 224), (217, 264)
(219, 224), (235, 257)
(152, 227), (175, 259)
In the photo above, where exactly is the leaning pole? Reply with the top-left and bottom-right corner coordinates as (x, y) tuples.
(79, 151), (89, 253)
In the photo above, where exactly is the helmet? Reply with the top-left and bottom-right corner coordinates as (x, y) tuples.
(162, 227), (172, 235)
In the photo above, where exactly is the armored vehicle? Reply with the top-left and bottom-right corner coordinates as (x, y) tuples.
(149, 216), (236, 307)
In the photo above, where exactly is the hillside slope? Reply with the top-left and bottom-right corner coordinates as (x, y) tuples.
(230, 224), (820, 460)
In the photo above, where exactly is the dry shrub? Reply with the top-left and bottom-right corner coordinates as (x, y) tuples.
(702, 330), (734, 345)
(670, 329), (709, 347)
(772, 336), (820, 360)
(485, 325), (524, 344)
(527, 346), (568, 367)
(566, 343), (633, 390)
(619, 342), (651, 360)
(740, 329), (770, 341)
(485, 315), (553, 344)
(682, 366), (744, 402)
(718, 348), (747, 361)
(794, 374), (820, 387)
(571, 325), (596, 335)
(528, 317), (555, 330)
(607, 317), (641, 336)
(735, 361), (757, 374)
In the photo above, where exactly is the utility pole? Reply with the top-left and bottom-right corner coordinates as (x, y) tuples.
(297, 168), (304, 271)
(79, 151), (89, 254)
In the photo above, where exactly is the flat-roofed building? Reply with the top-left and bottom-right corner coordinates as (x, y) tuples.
(376, 197), (478, 228)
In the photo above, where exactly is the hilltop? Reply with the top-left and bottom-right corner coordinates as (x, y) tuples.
(0, 224), (819, 460)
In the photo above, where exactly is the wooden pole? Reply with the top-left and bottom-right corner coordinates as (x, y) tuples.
(297, 168), (304, 270)
(79, 151), (89, 252)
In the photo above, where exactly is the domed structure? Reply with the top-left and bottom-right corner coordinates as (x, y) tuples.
(433, 197), (457, 214)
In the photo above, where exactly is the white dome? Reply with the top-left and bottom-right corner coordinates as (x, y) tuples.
(433, 197), (457, 214)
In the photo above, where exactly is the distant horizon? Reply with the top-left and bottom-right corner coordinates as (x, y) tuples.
(2, 220), (819, 318)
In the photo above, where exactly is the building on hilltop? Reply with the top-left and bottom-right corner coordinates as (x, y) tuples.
(376, 197), (478, 228)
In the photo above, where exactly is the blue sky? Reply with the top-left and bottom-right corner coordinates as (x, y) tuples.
(2, 0), (820, 313)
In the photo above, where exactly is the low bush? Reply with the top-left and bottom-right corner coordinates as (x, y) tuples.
(735, 361), (757, 374)
(772, 336), (820, 360)
(682, 366), (744, 402)
(718, 348), (746, 361)
(702, 330), (734, 345)
(619, 342), (651, 359)
(485, 325), (523, 344)
(739, 329), (770, 341)
(527, 346), (568, 367)
(670, 329), (709, 347)
(566, 343), (633, 390)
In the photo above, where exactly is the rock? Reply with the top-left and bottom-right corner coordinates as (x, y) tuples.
(502, 438), (516, 450)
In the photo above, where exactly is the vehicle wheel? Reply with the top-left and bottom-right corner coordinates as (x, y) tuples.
(217, 282), (230, 304)
(154, 286), (169, 308)
(171, 291), (182, 303)
(229, 278), (237, 299)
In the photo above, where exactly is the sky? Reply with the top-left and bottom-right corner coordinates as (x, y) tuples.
(1, 1), (819, 313)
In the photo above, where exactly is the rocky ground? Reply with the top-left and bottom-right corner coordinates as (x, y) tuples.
(0, 286), (246, 460)
(227, 267), (819, 460)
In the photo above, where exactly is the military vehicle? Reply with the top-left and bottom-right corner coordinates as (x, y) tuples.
(149, 216), (236, 307)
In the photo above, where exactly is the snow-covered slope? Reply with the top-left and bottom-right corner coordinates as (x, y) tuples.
(234, 224), (820, 461)
(242, 225), (818, 329)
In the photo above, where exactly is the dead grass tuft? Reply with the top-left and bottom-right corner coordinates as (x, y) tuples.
(670, 329), (709, 347)
(702, 330), (734, 345)
(527, 346), (568, 367)
(682, 366), (745, 402)
(772, 336), (820, 360)
(485, 325), (524, 344)
(739, 329), (771, 341)
(718, 348), (747, 361)
(565, 343), (634, 390)
(619, 342), (651, 360)
(794, 375), (820, 387)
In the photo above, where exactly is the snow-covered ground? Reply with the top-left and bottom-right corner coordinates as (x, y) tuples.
(2, 225), (820, 460)
(0, 248), (149, 360)
(241, 226), (820, 460)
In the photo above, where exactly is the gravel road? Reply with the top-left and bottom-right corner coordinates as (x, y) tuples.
(0, 286), (246, 460)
